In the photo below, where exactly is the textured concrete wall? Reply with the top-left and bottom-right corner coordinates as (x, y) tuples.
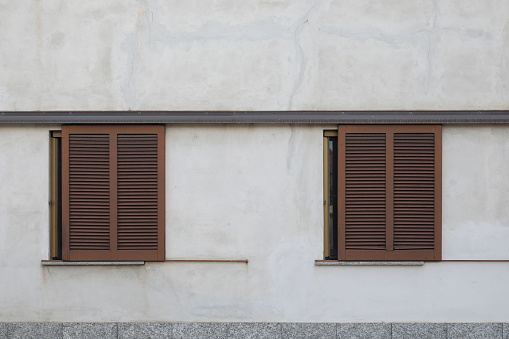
(0, 322), (507, 339)
(1, 0), (509, 325)
(1, 125), (509, 322)
(1, 0), (509, 111)
(443, 125), (509, 259)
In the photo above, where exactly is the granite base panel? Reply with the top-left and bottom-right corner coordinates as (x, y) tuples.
(0, 322), (506, 339)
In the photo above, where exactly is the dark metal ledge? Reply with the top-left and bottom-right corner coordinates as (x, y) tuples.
(2, 111), (509, 124)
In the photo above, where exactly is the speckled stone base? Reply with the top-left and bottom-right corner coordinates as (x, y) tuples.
(0, 322), (506, 338)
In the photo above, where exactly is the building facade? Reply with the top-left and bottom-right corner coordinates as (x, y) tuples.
(1, 1), (509, 338)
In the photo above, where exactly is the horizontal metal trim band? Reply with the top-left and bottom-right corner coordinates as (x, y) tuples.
(41, 260), (145, 266)
(2, 111), (509, 124)
(315, 260), (425, 266)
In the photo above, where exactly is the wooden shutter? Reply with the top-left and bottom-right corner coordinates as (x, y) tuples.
(338, 125), (441, 261)
(62, 125), (165, 261)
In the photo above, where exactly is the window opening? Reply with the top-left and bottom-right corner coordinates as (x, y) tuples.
(50, 131), (62, 260)
(323, 131), (338, 260)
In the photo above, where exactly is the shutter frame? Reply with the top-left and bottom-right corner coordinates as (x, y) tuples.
(62, 125), (165, 261)
(338, 125), (441, 261)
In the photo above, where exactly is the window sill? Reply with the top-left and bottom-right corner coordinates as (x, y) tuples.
(315, 260), (424, 266)
(41, 259), (248, 266)
(41, 260), (144, 266)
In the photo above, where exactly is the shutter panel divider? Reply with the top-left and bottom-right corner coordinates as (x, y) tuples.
(62, 126), (71, 261)
(338, 126), (347, 260)
(434, 126), (442, 260)
(110, 131), (118, 254)
(156, 128), (166, 261)
(386, 130), (394, 251)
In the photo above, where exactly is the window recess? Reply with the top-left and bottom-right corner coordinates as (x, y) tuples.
(323, 130), (338, 260)
(49, 125), (166, 262)
(50, 131), (62, 260)
(324, 125), (442, 262)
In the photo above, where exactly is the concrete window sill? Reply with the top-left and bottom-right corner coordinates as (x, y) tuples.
(41, 259), (248, 266)
(315, 260), (424, 266)
(41, 260), (145, 266)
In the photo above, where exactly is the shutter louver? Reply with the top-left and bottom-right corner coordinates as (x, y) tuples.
(117, 134), (159, 251)
(339, 125), (441, 261)
(344, 133), (386, 250)
(63, 125), (165, 261)
(68, 134), (110, 251)
(394, 133), (435, 250)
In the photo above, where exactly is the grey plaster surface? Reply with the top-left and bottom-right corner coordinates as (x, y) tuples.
(281, 323), (335, 339)
(63, 323), (117, 339)
(392, 323), (446, 339)
(118, 323), (172, 339)
(447, 323), (503, 339)
(8, 323), (62, 339)
(172, 322), (229, 339)
(228, 323), (281, 339)
(337, 323), (391, 339)
(504, 323), (509, 339)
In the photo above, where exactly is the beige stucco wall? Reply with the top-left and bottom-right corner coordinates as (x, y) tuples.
(1, 125), (509, 322)
(1, 0), (509, 323)
(1, 0), (509, 111)
(443, 125), (509, 259)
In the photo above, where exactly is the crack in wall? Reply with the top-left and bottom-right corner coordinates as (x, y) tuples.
(122, 1), (155, 109)
(122, 34), (137, 110)
(425, 0), (440, 94)
(288, 0), (320, 110)
(116, 0), (494, 110)
(286, 125), (295, 172)
(142, 0), (155, 46)
(312, 1), (488, 99)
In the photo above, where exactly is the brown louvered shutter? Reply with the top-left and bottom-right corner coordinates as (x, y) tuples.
(62, 125), (165, 261)
(338, 125), (441, 261)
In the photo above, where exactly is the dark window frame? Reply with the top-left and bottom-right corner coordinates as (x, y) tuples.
(50, 131), (63, 260)
(323, 131), (338, 260)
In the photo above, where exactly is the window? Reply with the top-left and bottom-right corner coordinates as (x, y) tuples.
(50, 131), (63, 260)
(323, 131), (338, 260)
(51, 125), (165, 261)
(324, 125), (441, 261)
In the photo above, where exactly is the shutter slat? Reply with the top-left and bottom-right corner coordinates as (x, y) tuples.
(393, 133), (436, 250)
(344, 133), (386, 250)
(117, 134), (159, 251)
(68, 134), (110, 251)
